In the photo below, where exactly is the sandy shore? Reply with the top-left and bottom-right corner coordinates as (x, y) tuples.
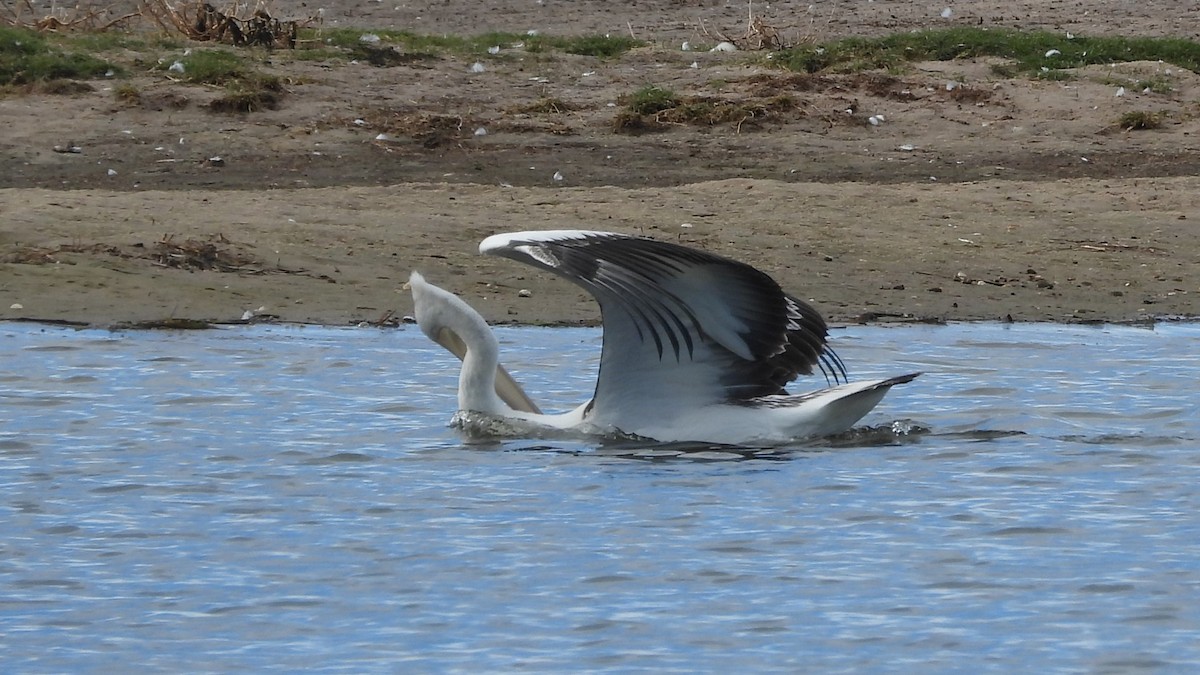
(4, 177), (1197, 327)
(2, 0), (1199, 327)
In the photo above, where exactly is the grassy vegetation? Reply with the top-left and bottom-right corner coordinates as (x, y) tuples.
(614, 85), (797, 133)
(1117, 110), (1164, 131)
(623, 85), (681, 115)
(511, 96), (577, 114)
(113, 82), (141, 103)
(776, 28), (1200, 77)
(154, 49), (283, 112)
(660, 95), (796, 125)
(157, 49), (244, 85)
(1135, 77), (1174, 94)
(554, 35), (640, 58)
(208, 83), (283, 112)
(613, 86), (677, 131)
(1098, 73), (1175, 95)
(309, 28), (640, 58)
(0, 25), (118, 87)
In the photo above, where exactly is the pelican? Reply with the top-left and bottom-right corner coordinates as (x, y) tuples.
(407, 230), (918, 445)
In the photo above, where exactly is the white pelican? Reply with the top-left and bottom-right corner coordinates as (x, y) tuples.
(408, 230), (918, 445)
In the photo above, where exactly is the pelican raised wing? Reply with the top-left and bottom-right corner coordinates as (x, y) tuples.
(408, 230), (918, 444)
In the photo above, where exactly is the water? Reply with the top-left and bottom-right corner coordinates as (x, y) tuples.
(2, 321), (1199, 673)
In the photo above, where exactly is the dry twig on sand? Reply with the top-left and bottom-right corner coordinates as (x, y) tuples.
(1, 0), (140, 31)
(699, 0), (794, 51)
(141, 0), (312, 48)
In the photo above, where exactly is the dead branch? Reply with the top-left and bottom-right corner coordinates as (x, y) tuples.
(3, 0), (314, 48)
(697, 0), (795, 51)
(3, 1), (141, 32)
(141, 0), (310, 48)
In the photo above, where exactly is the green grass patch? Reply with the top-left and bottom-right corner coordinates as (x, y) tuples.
(553, 35), (640, 57)
(157, 49), (248, 85)
(622, 85), (681, 115)
(155, 49), (284, 113)
(1101, 74), (1175, 94)
(614, 85), (796, 133)
(613, 86), (682, 132)
(305, 28), (639, 58)
(1116, 110), (1164, 131)
(1033, 69), (1074, 82)
(1135, 77), (1174, 94)
(113, 82), (141, 104)
(776, 28), (1200, 77)
(0, 25), (118, 86)
(659, 95), (797, 125)
(209, 82), (283, 113)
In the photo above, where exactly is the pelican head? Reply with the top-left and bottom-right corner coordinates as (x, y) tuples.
(407, 271), (541, 415)
(407, 271), (490, 357)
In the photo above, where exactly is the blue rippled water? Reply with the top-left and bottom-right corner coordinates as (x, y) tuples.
(1, 321), (1198, 672)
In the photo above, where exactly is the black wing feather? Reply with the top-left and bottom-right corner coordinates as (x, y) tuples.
(484, 231), (846, 401)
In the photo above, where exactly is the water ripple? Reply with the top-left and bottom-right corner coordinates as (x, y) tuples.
(0, 321), (1198, 672)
